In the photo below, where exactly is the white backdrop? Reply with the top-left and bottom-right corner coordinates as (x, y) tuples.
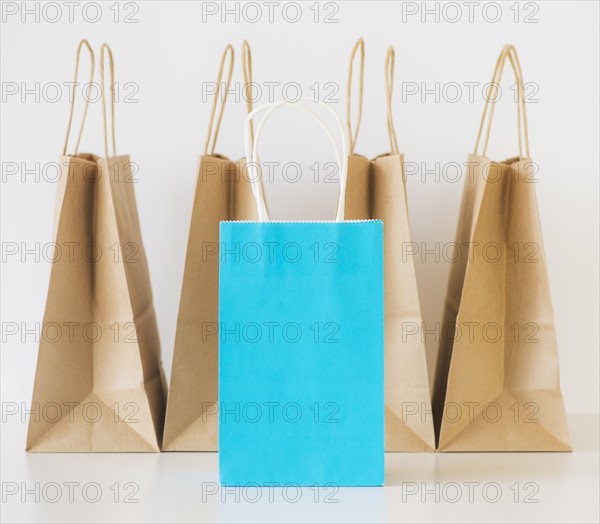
(3, 0), (598, 416)
(1, 2), (599, 522)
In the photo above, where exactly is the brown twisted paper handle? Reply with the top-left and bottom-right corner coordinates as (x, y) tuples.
(99, 43), (116, 159)
(384, 46), (399, 154)
(63, 39), (94, 156)
(204, 44), (234, 156)
(474, 44), (530, 159)
(346, 38), (364, 155)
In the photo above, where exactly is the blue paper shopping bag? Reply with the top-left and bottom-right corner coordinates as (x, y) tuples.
(218, 99), (384, 487)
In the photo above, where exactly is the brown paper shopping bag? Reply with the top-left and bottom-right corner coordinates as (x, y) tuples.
(433, 45), (571, 452)
(27, 41), (166, 452)
(344, 40), (435, 451)
(162, 42), (257, 451)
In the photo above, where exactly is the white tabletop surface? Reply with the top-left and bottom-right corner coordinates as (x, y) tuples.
(1, 413), (598, 523)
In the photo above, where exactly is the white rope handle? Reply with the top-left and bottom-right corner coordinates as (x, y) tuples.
(244, 98), (348, 222)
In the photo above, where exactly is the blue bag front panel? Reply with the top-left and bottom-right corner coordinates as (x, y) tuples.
(219, 221), (384, 486)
